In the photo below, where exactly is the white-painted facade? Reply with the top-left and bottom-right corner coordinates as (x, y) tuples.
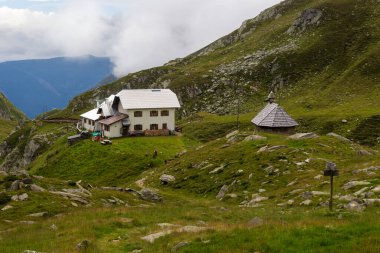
(101, 120), (123, 138)
(80, 89), (181, 138)
(118, 104), (176, 132)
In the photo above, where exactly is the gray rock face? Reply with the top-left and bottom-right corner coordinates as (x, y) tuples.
(288, 132), (319, 140)
(139, 189), (162, 202)
(327, 133), (351, 143)
(287, 9), (323, 34)
(9, 180), (22, 191)
(343, 181), (371, 190)
(160, 174), (175, 185)
(216, 185), (229, 200)
(30, 184), (46, 192)
(345, 200), (364, 212)
(171, 242), (188, 252)
(300, 199), (312, 206)
(244, 135), (267, 142)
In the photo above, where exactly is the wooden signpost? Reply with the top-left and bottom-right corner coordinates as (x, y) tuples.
(324, 162), (339, 211)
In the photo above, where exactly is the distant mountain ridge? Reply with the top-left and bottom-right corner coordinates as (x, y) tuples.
(0, 55), (113, 118)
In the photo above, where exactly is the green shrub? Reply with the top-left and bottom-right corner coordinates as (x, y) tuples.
(0, 192), (11, 205)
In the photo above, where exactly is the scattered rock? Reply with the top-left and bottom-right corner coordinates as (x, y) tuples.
(75, 240), (90, 251)
(209, 165), (225, 174)
(22, 178), (33, 184)
(263, 165), (274, 174)
(12, 193), (28, 201)
(20, 220), (35, 225)
(28, 212), (48, 218)
(244, 135), (267, 142)
(172, 242), (188, 252)
(345, 200), (364, 212)
(141, 230), (172, 243)
(363, 199), (380, 206)
(30, 184), (46, 192)
(342, 119), (348, 123)
(23, 250), (46, 253)
(311, 191), (329, 196)
(357, 150), (373, 156)
(352, 166), (379, 175)
(288, 133), (318, 140)
(258, 145), (287, 154)
(343, 181), (370, 190)
(216, 185), (229, 200)
(327, 133), (351, 143)
(287, 179), (298, 187)
(0, 171), (8, 177)
(1, 205), (13, 211)
(301, 191), (313, 199)
(314, 175), (323, 180)
(226, 130), (239, 139)
(8, 180), (22, 191)
(354, 187), (369, 197)
(160, 174), (176, 185)
(178, 226), (207, 233)
(339, 195), (354, 202)
(300, 199), (312, 206)
(50, 224), (58, 230)
(372, 186), (380, 193)
(139, 189), (162, 202)
(248, 217), (263, 227)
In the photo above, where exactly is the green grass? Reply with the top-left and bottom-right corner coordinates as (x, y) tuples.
(32, 136), (186, 186)
(0, 119), (17, 142)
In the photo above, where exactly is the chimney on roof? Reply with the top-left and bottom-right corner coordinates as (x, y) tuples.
(266, 91), (276, 104)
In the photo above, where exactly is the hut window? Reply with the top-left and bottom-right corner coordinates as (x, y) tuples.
(134, 124), (143, 131)
(92, 120), (95, 126)
(162, 123), (167, 130)
(134, 111), (143, 117)
(150, 111), (158, 117)
(104, 125), (110, 131)
(150, 124), (158, 130)
(84, 119), (87, 124)
(161, 110), (169, 116)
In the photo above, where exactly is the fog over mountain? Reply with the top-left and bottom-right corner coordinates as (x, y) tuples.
(0, 0), (281, 76)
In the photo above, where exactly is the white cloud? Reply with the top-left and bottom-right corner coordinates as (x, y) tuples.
(0, 0), (282, 76)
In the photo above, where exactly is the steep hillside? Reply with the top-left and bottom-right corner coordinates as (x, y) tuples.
(0, 55), (113, 118)
(51, 0), (380, 139)
(0, 92), (26, 141)
(0, 92), (26, 122)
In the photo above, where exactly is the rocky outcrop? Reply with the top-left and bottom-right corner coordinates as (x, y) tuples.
(287, 9), (323, 34)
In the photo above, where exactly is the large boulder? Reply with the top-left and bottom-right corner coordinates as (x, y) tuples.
(159, 174), (175, 185)
(139, 189), (162, 202)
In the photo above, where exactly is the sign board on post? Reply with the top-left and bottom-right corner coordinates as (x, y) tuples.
(324, 162), (339, 211)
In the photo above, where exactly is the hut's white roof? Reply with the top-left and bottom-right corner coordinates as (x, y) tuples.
(116, 89), (180, 110)
(80, 108), (100, 121)
(252, 103), (298, 128)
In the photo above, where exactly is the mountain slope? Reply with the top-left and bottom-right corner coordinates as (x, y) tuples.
(0, 92), (26, 141)
(0, 55), (113, 118)
(53, 0), (380, 136)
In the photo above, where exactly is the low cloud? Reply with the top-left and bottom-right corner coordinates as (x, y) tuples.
(0, 0), (281, 76)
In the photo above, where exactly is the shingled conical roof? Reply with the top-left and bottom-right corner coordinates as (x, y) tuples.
(251, 103), (298, 128)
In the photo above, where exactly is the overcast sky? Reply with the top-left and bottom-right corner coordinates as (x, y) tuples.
(0, 0), (282, 76)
